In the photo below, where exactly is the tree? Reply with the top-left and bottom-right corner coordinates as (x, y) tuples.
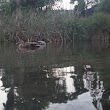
(71, 0), (99, 17)
(11, 0), (59, 10)
(96, 0), (110, 14)
(0, 0), (59, 13)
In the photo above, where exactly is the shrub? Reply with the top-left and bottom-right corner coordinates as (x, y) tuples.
(96, 0), (110, 14)
(83, 13), (110, 39)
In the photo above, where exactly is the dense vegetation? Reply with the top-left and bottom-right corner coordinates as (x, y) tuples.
(0, 0), (110, 43)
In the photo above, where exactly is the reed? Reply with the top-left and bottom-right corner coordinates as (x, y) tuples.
(65, 12), (110, 41)
(0, 8), (75, 42)
(0, 8), (110, 43)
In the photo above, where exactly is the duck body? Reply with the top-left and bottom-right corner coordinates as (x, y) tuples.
(17, 40), (46, 53)
(18, 42), (40, 49)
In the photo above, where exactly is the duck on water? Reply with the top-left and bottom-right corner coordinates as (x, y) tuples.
(16, 39), (46, 53)
(17, 40), (46, 49)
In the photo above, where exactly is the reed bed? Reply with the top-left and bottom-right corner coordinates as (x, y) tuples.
(0, 8), (110, 43)
(0, 9), (75, 42)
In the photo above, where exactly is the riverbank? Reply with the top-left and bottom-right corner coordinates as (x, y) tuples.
(0, 9), (110, 43)
(0, 9), (75, 43)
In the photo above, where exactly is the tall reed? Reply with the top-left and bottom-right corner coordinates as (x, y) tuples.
(0, 8), (110, 43)
(0, 9), (75, 42)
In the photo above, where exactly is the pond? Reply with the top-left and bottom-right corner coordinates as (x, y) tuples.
(0, 41), (110, 110)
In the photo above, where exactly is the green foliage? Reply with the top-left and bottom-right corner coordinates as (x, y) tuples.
(96, 0), (110, 14)
(65, 12), (110, 40)
(19, 0), (55, 8)
(0, 0), (110, 42)
(83, 13), (110, 36)
(0, 0), (59, 13)
(71, 0), (99, 17)
(65, 19), (84, 40)
(0, 1), (12, 14)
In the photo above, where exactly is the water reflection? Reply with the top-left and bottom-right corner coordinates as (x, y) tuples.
(0, 42), (110, 110)
(51, 66), (76, 93)
(0, 69), (14, 110)
(0, 65), (106, 110)
(16, 44), (46, 53)
(83, 67), (104, 110)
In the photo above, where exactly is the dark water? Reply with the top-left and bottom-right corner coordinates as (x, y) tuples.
(0, 42), (110, 110)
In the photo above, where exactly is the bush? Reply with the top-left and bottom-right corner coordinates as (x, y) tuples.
(65, 12), (110, 40)
(82, 13), (110, 39)
(96, 0), (110, 14)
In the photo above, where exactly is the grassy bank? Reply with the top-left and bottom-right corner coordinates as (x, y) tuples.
(0, 8), (110, 43)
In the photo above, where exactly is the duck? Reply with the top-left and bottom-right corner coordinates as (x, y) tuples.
(17, 39), (46, 50)
(18, 41), (39, 49)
